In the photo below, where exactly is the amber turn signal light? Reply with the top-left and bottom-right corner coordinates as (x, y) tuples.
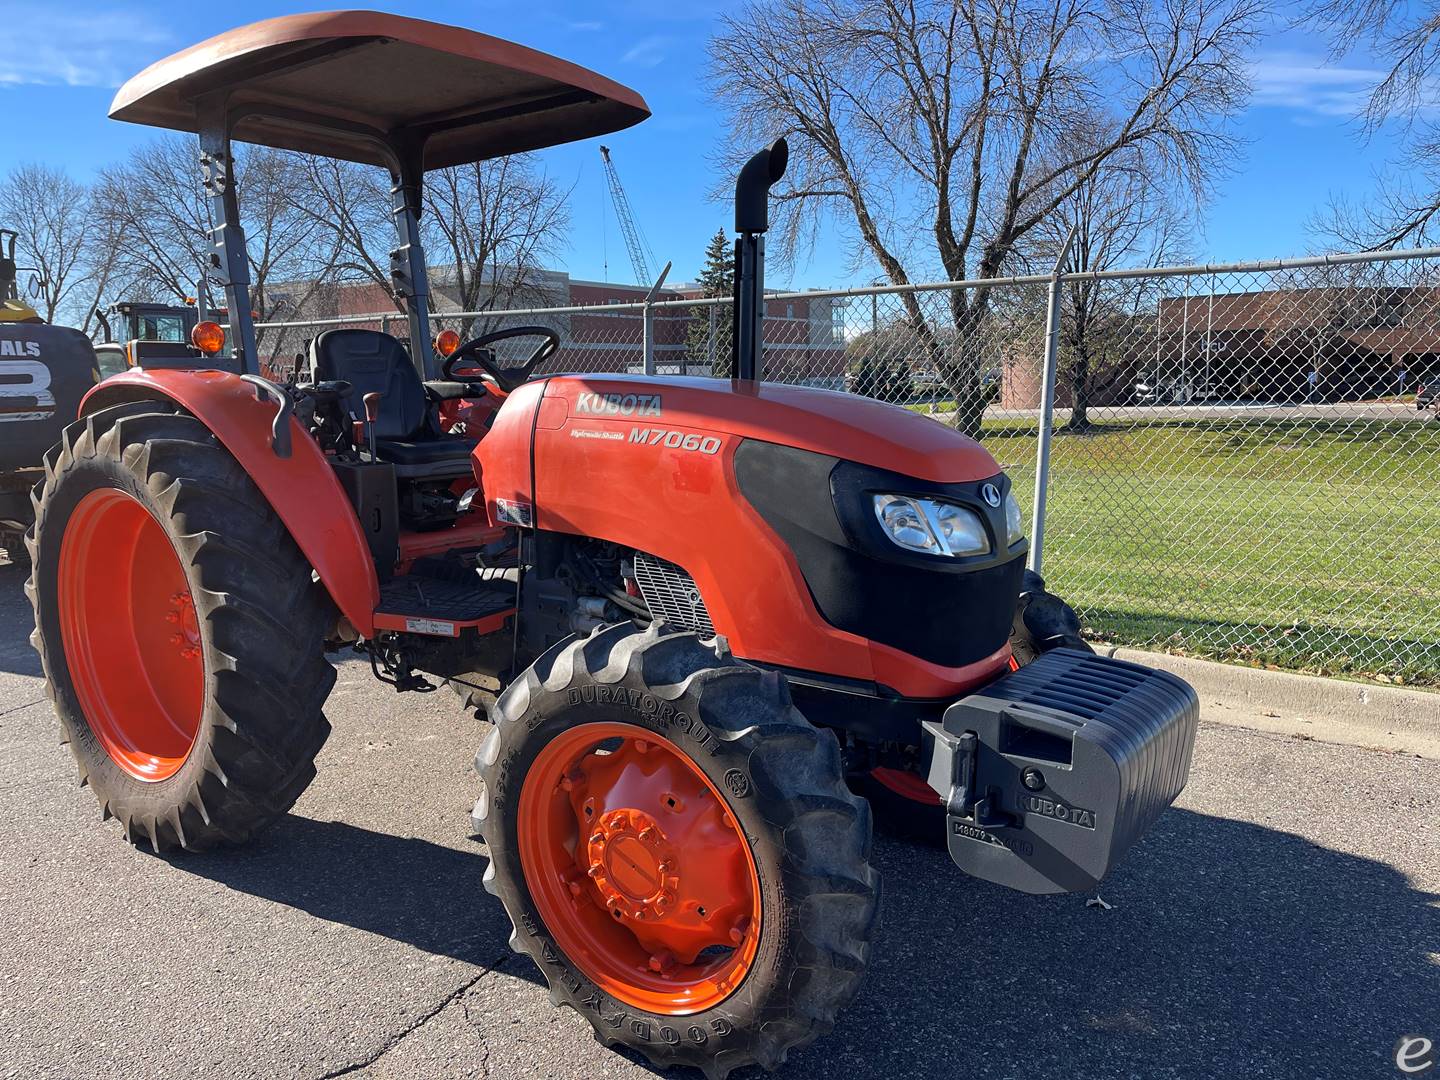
(191, 321), (226, 356)
(434, 328), (461, 357)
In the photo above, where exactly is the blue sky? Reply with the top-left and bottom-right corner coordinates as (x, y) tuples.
(0, 1), (1419, 288)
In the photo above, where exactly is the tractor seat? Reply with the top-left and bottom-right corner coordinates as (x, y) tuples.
(310, 328), (476, 479)
(373, 435), (478, 467)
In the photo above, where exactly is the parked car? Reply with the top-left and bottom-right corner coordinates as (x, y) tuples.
(1419, 379), (1438, 410)
(1134, 379), (1179, 405)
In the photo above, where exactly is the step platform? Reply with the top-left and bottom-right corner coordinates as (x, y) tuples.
(373, 574), (516, 638)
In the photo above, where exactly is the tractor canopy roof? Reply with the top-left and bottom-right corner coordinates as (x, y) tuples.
(109, 10), (651, 170)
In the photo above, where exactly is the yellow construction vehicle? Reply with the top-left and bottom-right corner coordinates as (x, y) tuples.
(0, 229), (42, 324)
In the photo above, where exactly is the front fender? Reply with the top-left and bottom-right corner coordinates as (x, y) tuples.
(83, 369), (380, 637)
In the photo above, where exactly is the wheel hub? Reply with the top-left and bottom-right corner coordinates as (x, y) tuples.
(586, 807), (681, 920)
(167, 591), (201, 660)
(518, 722), (761, 1015)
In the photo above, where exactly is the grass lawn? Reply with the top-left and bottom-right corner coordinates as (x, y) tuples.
(973, 417), (1440, 685)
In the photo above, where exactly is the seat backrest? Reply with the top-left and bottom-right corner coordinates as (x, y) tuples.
(311, 328), (429, 439)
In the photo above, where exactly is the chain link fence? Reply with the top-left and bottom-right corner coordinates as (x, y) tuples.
(257, 249), (1440, 685)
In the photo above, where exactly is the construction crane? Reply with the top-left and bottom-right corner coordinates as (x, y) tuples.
(599, 145), (657, 286)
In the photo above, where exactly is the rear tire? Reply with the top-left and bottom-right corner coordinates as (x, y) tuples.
(474, 623), (879, 1079)
(27, 400), (336, 851)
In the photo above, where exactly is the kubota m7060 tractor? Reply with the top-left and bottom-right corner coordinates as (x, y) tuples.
(26, 13), (1199, 1078)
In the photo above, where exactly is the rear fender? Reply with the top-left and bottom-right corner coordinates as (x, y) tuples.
(82, 369), (380, 637)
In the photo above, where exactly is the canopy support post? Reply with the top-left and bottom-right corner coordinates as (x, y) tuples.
(389, 141), (435, 380)
(196, 94), (258, 375)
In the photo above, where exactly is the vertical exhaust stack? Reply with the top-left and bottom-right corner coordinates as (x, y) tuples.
(731, 139), (788, 382)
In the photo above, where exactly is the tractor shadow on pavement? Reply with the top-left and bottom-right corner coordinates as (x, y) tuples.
(163, 795), (1438, 1079)
(170, 815), (526, 975)
(807, 808), (1440, 1080)
(0, 562), (42, 678)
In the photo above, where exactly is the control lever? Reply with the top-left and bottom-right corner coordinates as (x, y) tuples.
(362, 392), (381, 462)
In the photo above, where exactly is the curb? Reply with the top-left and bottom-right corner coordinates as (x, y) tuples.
(1107, 647), (1440, 760)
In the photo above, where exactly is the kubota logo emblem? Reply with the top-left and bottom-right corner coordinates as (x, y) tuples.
(981, 482), (1002, 507)
(576, 391), (662, 417)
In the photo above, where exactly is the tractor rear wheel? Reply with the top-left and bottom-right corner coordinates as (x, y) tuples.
(473, 623), (879, 1079)
(26, 400), (336, 851)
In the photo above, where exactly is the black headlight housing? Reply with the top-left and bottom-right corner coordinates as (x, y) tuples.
(735, 441), (1027, 668)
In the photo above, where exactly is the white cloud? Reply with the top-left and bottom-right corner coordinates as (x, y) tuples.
(622, 36), (670, 68)
(0, 7), (172, 89)
(1248, 52), (1380, 118)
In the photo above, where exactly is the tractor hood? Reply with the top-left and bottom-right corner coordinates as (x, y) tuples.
(540, 374), (999, 483)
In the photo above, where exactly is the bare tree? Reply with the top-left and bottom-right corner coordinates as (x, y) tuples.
(292, 158), (398, 305)
(709, 0), (1259, 435)
(1033, 152), (1193, 428)
(425, 155), (569, 336)
(296, 154), (570, 344)
(94, 137), (333, 334)
(92, 139), (212, 307)
(0, 164), (96, 325)
(1302, 1), (1440, 247)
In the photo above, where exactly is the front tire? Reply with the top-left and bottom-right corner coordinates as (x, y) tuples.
(27, 400), (336, 851)
(474, 623), (879, 1079)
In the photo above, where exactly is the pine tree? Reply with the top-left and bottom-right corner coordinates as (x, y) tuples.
(686, 229), (734, 376)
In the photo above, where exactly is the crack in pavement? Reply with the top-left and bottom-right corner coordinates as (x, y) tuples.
(0, 696), (46, 719)
(458, 974), (496, 1078)
(313, 953), (509, 1079)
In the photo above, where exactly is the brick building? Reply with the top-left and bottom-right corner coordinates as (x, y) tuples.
(268, 270), (848, 388)
(996, 284), (1440, 409)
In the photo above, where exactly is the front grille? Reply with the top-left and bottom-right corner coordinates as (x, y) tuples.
(633, 553), (715, 636)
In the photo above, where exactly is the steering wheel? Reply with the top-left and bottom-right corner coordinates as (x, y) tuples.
(442, 325), (561, 393)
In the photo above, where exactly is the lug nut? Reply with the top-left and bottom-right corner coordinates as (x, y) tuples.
(634, 739), (649, 754)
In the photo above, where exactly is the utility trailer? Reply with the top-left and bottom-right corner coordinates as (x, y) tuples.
(26, 12), (1199, 1077)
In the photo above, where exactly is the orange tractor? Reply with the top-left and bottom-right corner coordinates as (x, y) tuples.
(27, 13), (1199, 1078)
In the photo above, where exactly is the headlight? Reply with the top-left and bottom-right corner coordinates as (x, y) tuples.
(1004, 491), (1025, 546)
(873, 494), (990, 557)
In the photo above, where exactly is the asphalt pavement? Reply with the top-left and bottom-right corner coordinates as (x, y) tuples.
(0, 557), (1434, 1080)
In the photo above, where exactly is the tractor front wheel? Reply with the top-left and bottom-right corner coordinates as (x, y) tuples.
(474, 623), (879, 1079)
(27, 400), (336, 851)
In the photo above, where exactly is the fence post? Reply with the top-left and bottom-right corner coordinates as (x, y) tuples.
(707, 305), (717, 375)
(1029, 224), (1077, 577)
(642, 261), (672, 376)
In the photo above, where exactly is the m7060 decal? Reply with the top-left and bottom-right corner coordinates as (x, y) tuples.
(628, 427), (722, 454)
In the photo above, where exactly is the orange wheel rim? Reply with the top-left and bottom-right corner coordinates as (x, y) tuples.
(518, 721), (761, 1016)
(57, 489), (204, 782)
